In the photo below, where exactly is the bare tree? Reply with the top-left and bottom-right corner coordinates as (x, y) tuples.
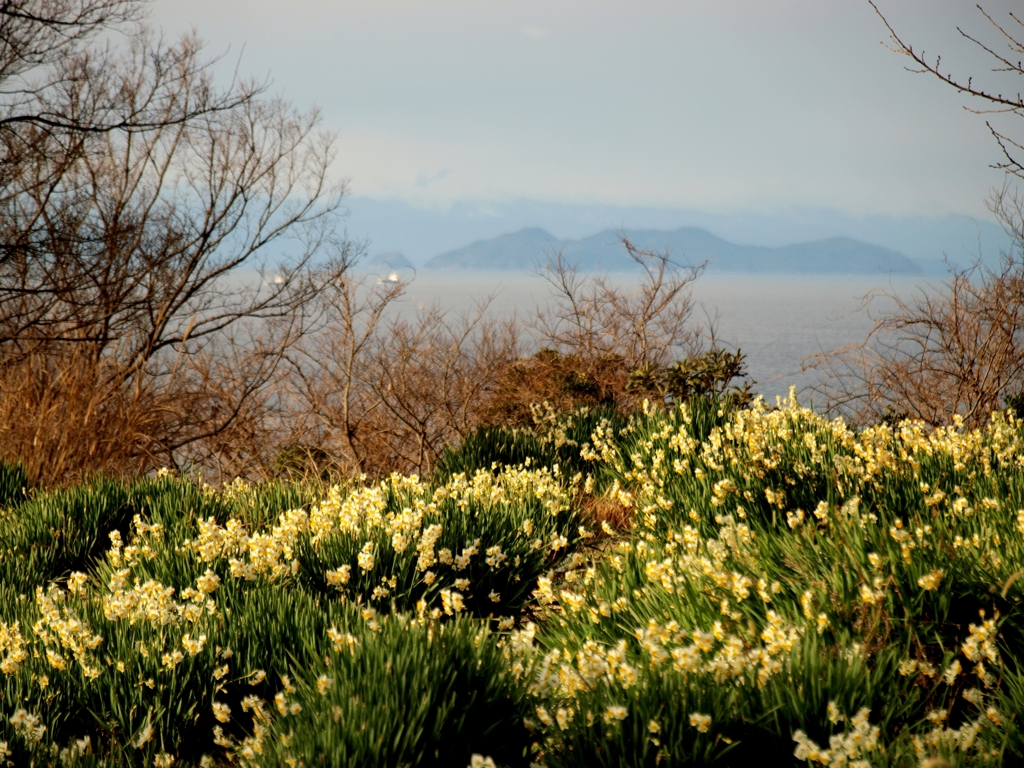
(282, 273), (404, 477)
(0, 5), (352, 483)
(360, 302), (520, 475)
(804, 5), (1024, 427)
(1, 1), (259, 136)
(2, 0), (140, 123)
(1, 3), (264, 267)
(871, 2), (1024, 192)
(279, 238), (717, 476)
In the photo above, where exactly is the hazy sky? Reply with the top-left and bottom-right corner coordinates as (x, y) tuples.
(152, 0), (1019, 220)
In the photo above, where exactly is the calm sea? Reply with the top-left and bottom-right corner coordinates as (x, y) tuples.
(389, 272), (933, 403)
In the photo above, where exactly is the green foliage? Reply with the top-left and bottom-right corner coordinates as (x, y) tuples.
(534, 663), (742, 768)
(434, 426), (550, 481)
(1004, 390), (1024, 423)
(272, 443), (337, 483)
(531, 403), (630, 486)
(0, 476), (181, 595)
(0, 474), (318, 597)
(0, 470), (583, 766)
(626, 348), (753, 408)
(0, 459), (29, 509)
(294, 469), (587, 621)
(436, 405), (629, 488)
(256, 615), (531, 768)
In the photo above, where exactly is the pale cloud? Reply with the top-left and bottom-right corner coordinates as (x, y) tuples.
(520, 25), (551, 38)
(415, 169), (451, 189)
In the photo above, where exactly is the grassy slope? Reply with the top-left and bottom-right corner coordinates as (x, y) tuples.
(2, 396), (1024, 766)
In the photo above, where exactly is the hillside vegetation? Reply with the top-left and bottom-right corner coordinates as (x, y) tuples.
(2, 392), (1024, 766)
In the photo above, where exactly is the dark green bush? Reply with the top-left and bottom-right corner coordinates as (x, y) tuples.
(434, 425), (551, 481)
(257, 615), (532, 768)
(0, 459), (30, 509)
(435, 404), (629, 487)
(0, 475), (315, 598)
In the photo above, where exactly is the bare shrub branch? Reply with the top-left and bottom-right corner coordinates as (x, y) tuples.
(533, 237), (706, 369)
(812, 6), (1024, 428)
(871, 2), (1024, 182)
(284, 275), (520, 478)
(479, 236), (710, 424)
(806, 247), (1024, 428)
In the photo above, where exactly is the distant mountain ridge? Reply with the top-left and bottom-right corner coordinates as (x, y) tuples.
(426, 228), (558, 271)
(424, 226), (922, 274)
(360, 250), (416, 271)
(344, 197), (1010, 271)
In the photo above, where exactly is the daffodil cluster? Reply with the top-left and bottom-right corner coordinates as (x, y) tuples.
(0, 466), (586, 766)
(525, 392), (1024, 766)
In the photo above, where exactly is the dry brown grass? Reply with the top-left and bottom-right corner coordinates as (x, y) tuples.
(0, 346), (162, 483)
(581, 494), (634, 533)
(0, 337), (288, 485)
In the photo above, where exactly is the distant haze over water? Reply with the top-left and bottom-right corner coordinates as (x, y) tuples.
(391, 272), (927, 403)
